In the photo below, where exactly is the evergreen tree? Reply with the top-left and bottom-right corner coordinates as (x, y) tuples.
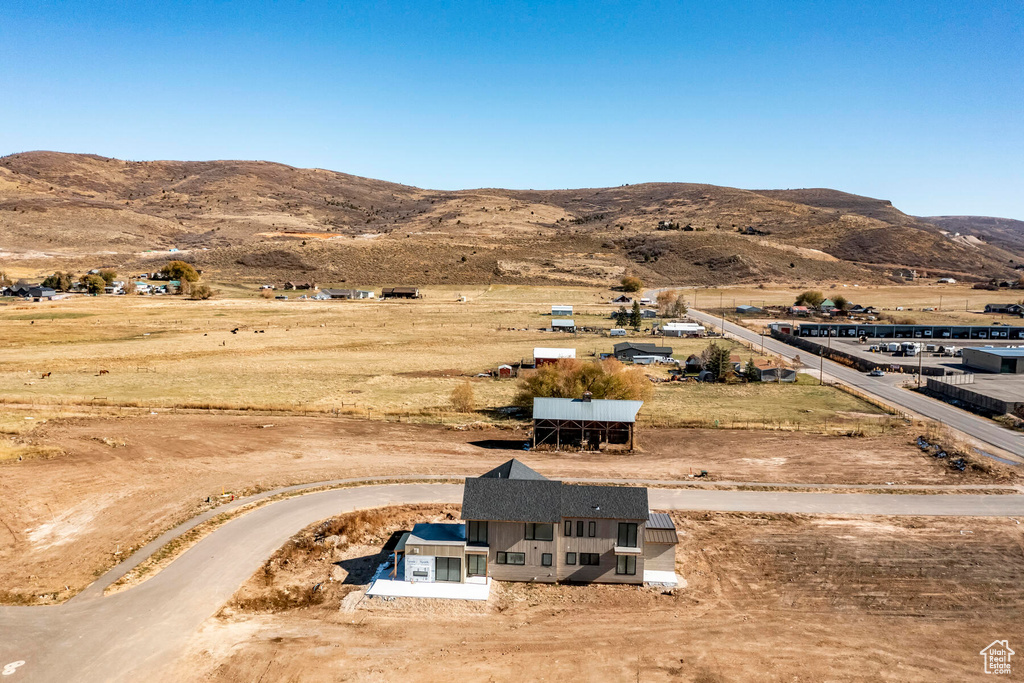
(629, 300), (642, 329)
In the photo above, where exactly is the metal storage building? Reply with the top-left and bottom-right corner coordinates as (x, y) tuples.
(962, 347), (1024, 374)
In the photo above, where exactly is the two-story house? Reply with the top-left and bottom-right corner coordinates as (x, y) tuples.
(395, 459), (678, 588)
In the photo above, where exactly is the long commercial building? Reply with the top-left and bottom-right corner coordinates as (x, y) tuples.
(797, 323), (1024, 341)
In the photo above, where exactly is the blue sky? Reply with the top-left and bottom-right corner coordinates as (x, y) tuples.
(1, 1), (1022, 218)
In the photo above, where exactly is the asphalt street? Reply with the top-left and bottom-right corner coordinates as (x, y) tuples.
(684, 307), (1024, 460)
(4, 480), (1024, 682)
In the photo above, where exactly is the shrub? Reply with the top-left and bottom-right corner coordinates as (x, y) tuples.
(80, 274), (105, 295)
(161, 260), (200, 282)
(186, 283), (214, 300)
(450, 382), (476, 413)
(621, 276), (642, 292)
(513, 358), (653, 409)
(795, 290), (825, 307)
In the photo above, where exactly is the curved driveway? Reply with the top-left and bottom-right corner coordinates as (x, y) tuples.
(3, 480), (1024, 682)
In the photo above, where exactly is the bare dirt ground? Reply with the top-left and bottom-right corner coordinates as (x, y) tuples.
(170, 510), (1024, 682)
(0, 411), (1007, 603)
(0, 409), (1007, 602)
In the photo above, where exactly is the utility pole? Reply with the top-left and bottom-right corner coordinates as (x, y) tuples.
(820, 324), (832, 386)
(719, 291), (725, 335)
(938, 294), (943, 311)
(917, 343), (923, 387)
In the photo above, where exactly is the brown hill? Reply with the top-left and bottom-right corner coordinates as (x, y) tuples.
(0, 152), (1017, 286)
(919, 215), (1024, 256)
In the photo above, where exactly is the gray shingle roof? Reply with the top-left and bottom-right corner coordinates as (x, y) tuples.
(613, 341), (673, 355)
(462, 459), (648, 523)
(560, 484), (648, 520)
(479, 459), (550, 480)
(532, 397), (643, 423)
(462, 477), (563, 523)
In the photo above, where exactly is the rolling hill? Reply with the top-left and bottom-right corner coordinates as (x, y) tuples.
(1, 151), (1019, 286)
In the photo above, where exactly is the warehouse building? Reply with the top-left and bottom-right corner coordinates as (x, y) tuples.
(962, 347), (1024, 374)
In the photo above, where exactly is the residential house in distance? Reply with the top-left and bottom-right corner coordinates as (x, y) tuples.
(531, 395), (643, 451)
(533, 347), (576, 366)
(1, 284), (56, 301)
(551, 318), (576, 332)
(322, 288), (374, 300)
(381, 286), (420, 299)
(660, 322), (705, 337)
(368, 459), (678, 598)
(551, 305), (573, 316)
(819, 299), (836, 313)
(751, 359), (797, 382)
(283, 281), (317, 290)
(613, 341), (673, 362)
(610, 294), (633, 304)
(736, 304), (761, 314)
(788, 305), (810, 317)
(985, 303), (1024, 315)
(641, 308), (658, 319)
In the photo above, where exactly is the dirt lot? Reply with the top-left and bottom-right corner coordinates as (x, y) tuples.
(0, 410), (1005, 603)
(170, 510), (1024, 682)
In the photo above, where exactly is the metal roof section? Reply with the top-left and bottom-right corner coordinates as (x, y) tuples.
(533, 347), (576, 359)
(965, 347), (1024, 357)
(532, 397), (644, 423)
(646, 512), (675, 529)
(407, 523), (467, 545)
(551, 318), (576, 327)
(645, 528), (679, 544)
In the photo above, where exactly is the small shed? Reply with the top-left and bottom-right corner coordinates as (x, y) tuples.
(552, 305), (573, 316)
(498, 364), (513, 378)
(551, 318), (576, 332)
(534, 348), (576, 366)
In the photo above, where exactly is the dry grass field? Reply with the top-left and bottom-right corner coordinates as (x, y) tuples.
(0, 285), (887, 431)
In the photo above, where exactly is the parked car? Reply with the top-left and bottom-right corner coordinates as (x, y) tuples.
(868, 369), (886, 377)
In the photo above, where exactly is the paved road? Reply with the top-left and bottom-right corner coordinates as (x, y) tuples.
(684, 307), (1024, 460)
(3, 480), (1024, 682)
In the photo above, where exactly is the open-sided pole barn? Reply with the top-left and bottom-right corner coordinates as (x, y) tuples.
(531, 395), (643, 451)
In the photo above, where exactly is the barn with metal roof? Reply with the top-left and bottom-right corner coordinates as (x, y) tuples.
(531, 395), (644, 451)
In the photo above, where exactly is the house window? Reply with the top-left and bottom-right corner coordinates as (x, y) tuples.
(496, 552), (506, 564)
(504, 552), (525, 565)
(564, 520), (572, 536)
(436, 557), (462, 582)
(467, 554), (486, 577)
(588, 521), (596, 538)
(580, 553), (600, 566)
(616, 555), (636, 575)
(541, 553), (552, 567)
(617, 523), (638, 548)
(566, 552), (577, 565)
(525, 523), (554, 541)
(467, 520), (488, 544)
(576, 521), (584, 537)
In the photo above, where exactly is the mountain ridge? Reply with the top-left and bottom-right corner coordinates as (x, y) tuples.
(1, 151), (1018, 286)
